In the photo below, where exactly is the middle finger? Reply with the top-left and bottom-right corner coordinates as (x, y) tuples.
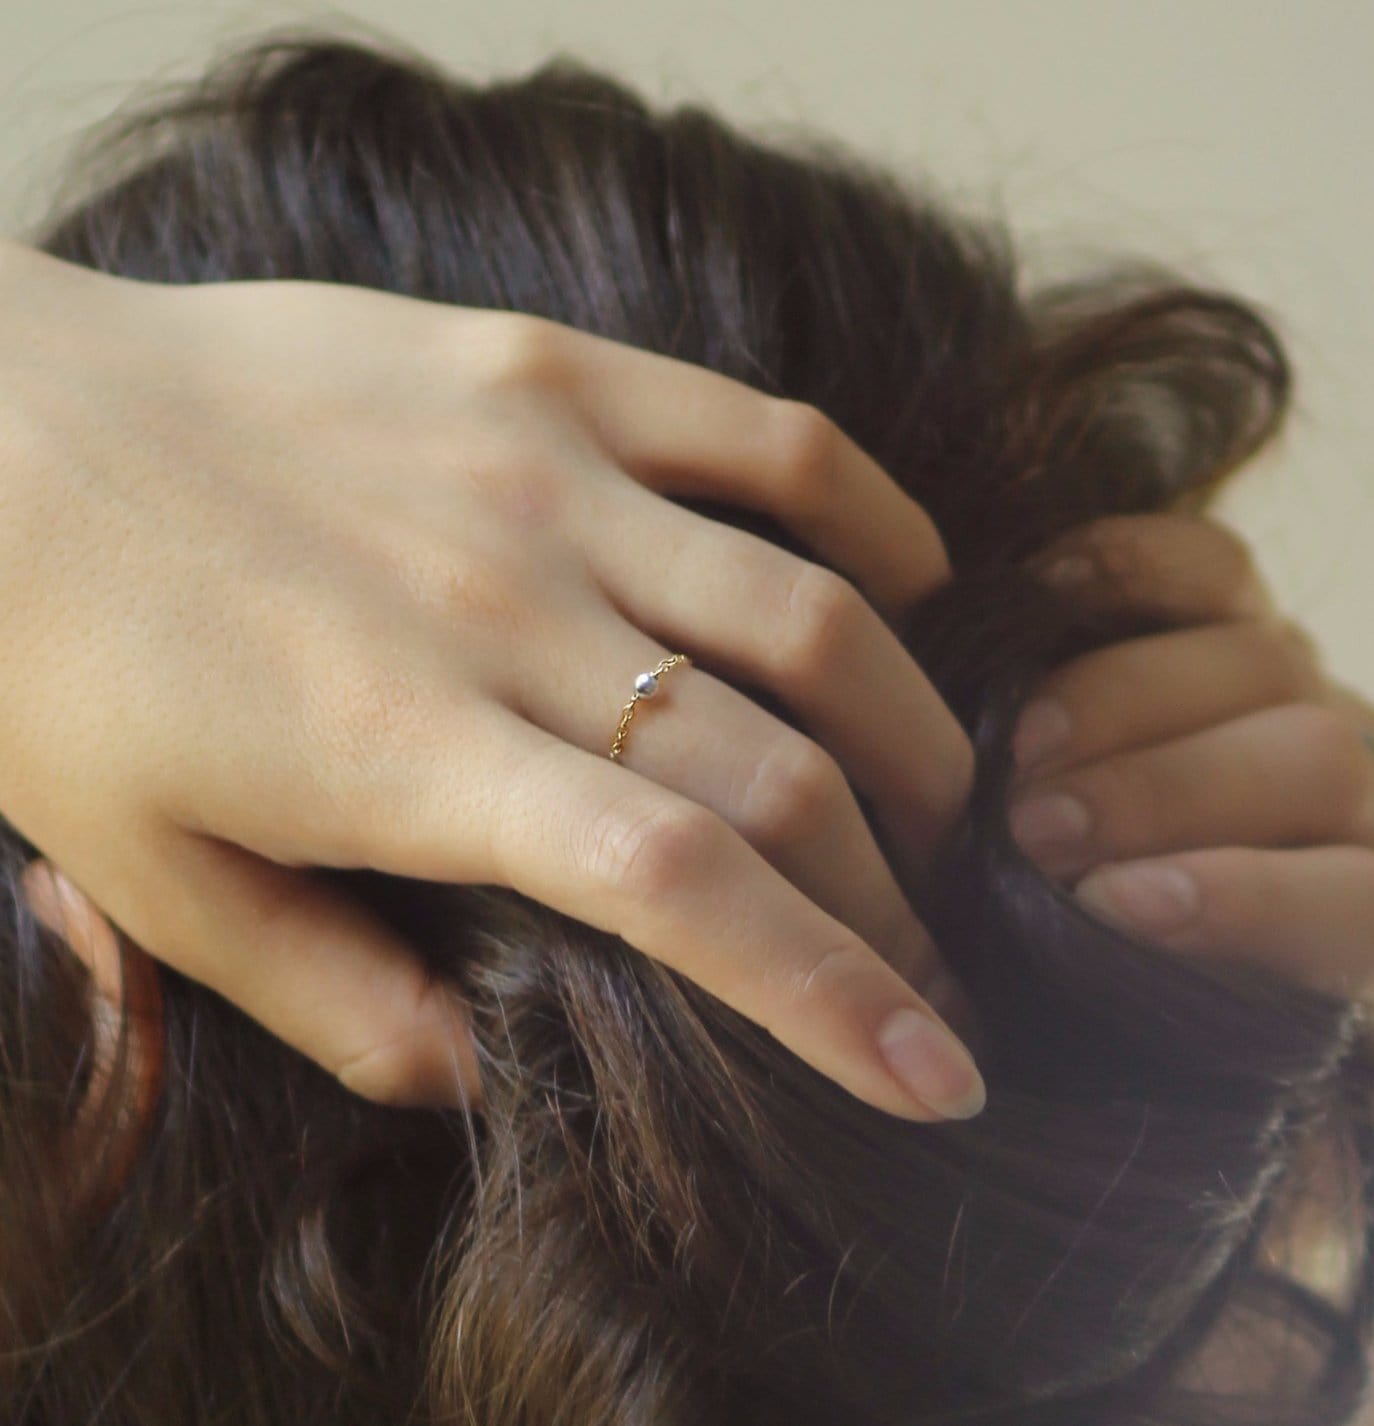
(584, 484), (975, 873)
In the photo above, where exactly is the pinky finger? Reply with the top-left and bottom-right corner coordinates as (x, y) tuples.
(1074, 845), (1374, 1001)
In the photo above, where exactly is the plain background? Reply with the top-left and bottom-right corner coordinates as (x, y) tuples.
(0, 1), (1369, 696)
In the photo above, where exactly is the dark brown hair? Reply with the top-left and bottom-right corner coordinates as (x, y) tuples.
(1, 31), (1370, 1425)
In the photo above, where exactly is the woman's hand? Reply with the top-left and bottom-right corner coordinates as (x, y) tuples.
(0, 241), (983, 1122)
(1008, 512), (1374, 999)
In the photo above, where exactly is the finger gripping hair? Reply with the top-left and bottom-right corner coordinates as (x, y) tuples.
(1, 30), (1365, 1426)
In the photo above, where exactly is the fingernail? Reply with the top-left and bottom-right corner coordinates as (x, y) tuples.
(1075, 861), (1200, 936)
(1013, 699), (1072, 772)
(1009, 792), (1091, 859)
(1042, 554), (1096, 589)
(877, 1007), (986, 1120)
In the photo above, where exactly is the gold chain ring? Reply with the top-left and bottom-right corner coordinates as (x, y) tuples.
(609, 653), (692, 761)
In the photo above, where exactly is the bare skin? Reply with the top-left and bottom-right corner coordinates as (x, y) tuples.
(0, 238), (981, 1123)
(26, 511), (1374, 1220)
(1012, 513), (1374, 996)
(4, 236), (1367, 1133)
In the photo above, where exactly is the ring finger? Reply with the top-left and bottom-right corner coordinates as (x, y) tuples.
(513, 601), (943, 992)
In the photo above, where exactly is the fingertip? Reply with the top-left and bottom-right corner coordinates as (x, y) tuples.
(874, 1004), (986, 1123)
(1074, 860), (1201, 939)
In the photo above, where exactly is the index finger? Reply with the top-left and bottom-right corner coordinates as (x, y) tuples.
(502, 315), (951, 620)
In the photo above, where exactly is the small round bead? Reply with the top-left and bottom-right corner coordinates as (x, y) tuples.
(634, 671), (660, 698)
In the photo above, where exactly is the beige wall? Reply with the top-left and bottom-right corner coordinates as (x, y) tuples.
(0, 1), (1368, 694)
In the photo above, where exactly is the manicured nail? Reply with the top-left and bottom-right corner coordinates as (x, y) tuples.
(877, 1007), (986, 1120)
(1009, 792), (1091, 859)
(1075, 861), (1200, 936)
(1013, 699), (1072, 772)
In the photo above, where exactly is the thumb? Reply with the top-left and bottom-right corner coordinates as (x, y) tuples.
(131, 830), (482, 1110)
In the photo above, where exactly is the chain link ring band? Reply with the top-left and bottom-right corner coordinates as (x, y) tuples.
(609, 653), (692, 761)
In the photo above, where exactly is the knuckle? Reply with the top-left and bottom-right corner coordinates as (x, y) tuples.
(779, 563), (866, 680)
(1148, 514), (1265, 615)
(1249, 617), (1324, 698)
(1211, 518), (1259, 575)
(768, 399), (842, 506)
(1179, 514), (1255, 574)
(1275, 703), (1372, 827)
(777, 939), (877, 1017)
(481, 311), (572, 393)
(586, 798), (721, 899)
(736, 735), (849, 851)
(1270, 615), (1319, 661)
(1280, 700), (1360, 765)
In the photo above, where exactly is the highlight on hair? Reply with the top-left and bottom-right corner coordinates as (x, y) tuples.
(1, 30), (1370, 1425)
